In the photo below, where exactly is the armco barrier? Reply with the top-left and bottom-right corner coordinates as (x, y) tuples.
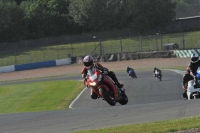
(15, 60), (56, 71)
(0, 65), (15, 73)
(0, 58), (71, 73)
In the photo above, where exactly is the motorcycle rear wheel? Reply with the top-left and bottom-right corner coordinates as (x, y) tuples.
(100, 87), (116, 106)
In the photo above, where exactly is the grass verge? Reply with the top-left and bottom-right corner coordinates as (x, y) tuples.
(0, 80), (84, 114)
(72, 116), (200, 133)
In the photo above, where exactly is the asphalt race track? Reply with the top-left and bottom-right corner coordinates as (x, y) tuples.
(1, 70), (200, 133)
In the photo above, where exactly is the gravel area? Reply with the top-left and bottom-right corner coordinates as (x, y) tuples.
(0, 57), (190, 82)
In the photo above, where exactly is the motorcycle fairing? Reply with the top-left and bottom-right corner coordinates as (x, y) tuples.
(187, 80), (197, 92)
(155, 70), (159, 75)
(187, 80), (200, 100)
(89, 74), (97, 81)
(102, 75), (119, 101)
(85, 69), (119, 101)
(129, 70), (133, 74)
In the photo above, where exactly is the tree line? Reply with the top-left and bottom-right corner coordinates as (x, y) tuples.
(0, 0), (198, 42)
(172, 0), (200, 17)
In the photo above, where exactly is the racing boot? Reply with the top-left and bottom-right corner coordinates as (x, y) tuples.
(193, 78), (198, 88)
(116, 82), (123, 88)
(116, 82), (125, 93)
(182, 91), (188, 99)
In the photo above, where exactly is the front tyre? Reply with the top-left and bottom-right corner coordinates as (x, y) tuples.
(119, 93), (128, 105)
(133, 72), (137, 78)
(100, 87), (116, 106)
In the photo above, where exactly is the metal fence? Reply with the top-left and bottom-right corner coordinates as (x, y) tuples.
(0, 31), (200, 67)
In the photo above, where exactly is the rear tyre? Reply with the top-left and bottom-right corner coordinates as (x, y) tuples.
(100, 87), (116, 106)
(119, 93), (128, 105)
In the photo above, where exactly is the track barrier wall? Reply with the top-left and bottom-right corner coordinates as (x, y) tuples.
(173, 49), (200, 58)
(0, 49), (197, 73)
(0, 58), (71, 73)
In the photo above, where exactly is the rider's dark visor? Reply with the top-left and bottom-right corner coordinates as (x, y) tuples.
(192, 57), (198, 62)
(84, 62), (93, 67)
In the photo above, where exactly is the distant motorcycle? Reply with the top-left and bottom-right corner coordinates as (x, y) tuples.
(154, 70), (162, 81)
(84, 69), (128, 106)
(128, 69), (137, 78)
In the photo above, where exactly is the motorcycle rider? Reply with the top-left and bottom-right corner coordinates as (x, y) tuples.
(153, 67), (162, 77)
(126, 66), (134, 74)
(188, 53), (200, 88)
(81, 55), (124, 99)
(126, 66), (137, 78)
(182, 69), (194, 99)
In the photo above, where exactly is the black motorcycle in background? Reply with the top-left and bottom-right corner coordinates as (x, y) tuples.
(154, 70), (162, 81)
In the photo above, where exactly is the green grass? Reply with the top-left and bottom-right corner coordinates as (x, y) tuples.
(0, 80), (84, 114)
(1, 31), (200, 66)
(72, 116), (200, 133)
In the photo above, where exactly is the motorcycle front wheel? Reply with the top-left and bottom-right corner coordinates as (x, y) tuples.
(119, 93), (128, 105)
(133, 72), (137, 78)
(100, 87), (116, 106)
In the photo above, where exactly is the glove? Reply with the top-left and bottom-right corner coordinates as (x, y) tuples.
(103, 70), (108, 75)
(86, 84), (90, 89)
(182, 86), (187, 90)
(82, 74), (86, 79)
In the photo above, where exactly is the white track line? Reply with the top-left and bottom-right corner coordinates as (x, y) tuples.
(69, 87), (87, 109)
(69, 70), (185, 109)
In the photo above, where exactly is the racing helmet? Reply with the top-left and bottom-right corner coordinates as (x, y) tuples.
(83, 55), (94, 68)
(191, 53), (199, 63)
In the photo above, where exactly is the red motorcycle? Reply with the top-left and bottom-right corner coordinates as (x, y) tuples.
(84, 69), (128, 106)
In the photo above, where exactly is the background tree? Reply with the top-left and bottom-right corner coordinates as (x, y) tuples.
(127, 0), (176, 34)
(0, 0), (178, 41)
(0, 0), (25, 41)
(172, 0), (200, 17)
(69, 0), (129, 32)
(20, 0), (74, 39)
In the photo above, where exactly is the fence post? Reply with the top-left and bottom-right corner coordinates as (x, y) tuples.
(160, 33), (163, 50)
(156, 33), (159, 50)
(15, 49), (17, 65)
(57, 46), (59, 59)
(120, 37), (122, 53)
(71, 44), (73, 57)
(99, 39), (102, 55)
(182, 32), (185, 49)
(140, 35), (142, 51)
(43, 49), (45, 61)
(29, 51), (32, 63)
